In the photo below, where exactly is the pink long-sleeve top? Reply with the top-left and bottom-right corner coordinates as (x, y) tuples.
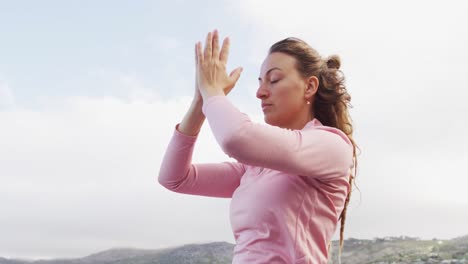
(158, 95), (354, 264)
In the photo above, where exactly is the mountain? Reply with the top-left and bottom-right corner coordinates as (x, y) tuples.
(1, 236), (467, 264)
(327, 234), (468, 264)
(0, 242), (234, 264)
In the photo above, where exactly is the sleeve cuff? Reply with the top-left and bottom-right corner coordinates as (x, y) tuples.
(201, 95), (227, 116)
(174, 123), (199, 143)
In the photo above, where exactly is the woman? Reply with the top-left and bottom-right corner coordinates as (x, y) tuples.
(158, 30), (358, 263)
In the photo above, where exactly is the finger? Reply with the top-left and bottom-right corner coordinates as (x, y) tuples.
(219, 37), (230, 64)
(212, 29), (220, 60)
(204, 32), (212, 61)
(196, 41), (203, 64)
(195, 44), (199, 87)
(229, 67), (243, 83)
(195, 42), (200, 86)
(194, 42), (198, 65)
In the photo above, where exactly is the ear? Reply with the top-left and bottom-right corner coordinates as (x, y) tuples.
(304, 75), (319, 101)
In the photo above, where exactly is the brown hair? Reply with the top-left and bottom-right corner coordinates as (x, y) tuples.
(269, 38), (359, 260)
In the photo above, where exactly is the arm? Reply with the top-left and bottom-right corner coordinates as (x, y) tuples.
(201, 95), (353, 181)
(177, 98), (205, 136)
(158, 101), (245, 198)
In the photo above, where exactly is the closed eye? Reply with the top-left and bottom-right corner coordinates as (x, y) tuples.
(270, 79), (280, 84)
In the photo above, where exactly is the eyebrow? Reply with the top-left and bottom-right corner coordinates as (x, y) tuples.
(258, 67), (282, 81)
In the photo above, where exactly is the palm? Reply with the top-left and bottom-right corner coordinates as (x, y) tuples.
(194, 30), (242, 101)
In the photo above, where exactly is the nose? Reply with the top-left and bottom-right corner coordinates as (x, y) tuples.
(256, 83), (270, 100)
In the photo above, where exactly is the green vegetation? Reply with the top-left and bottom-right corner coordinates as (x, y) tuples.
(0, 235), (467, 264)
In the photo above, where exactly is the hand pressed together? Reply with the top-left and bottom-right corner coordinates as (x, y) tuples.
(195, 29), (243, 101)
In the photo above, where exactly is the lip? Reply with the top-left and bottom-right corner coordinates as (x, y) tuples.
(261, 103), (272, 111)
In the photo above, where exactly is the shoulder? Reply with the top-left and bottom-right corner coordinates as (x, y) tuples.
(301, 119), (352, 147)
(302, 125), (354, 168)
(312, 125), (352, 146)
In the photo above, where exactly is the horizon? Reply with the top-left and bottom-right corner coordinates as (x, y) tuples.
(3, 234), (468, 261)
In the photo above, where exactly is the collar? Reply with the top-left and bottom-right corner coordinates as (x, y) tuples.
(301, 118), (323, 131)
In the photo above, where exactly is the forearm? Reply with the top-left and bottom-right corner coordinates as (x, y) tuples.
(178, 100), (205, 136)
(159, 97), (245, 198)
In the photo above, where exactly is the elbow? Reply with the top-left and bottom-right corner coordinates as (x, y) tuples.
(157, 173), (168, 188)
(158, 177), (177, 192)
(157, 166), (191, 192)
(157, 173), (165, 185)
(157, 161), (179, 190)
(220, 132), (249, 160)
(157, 170), (174, 190)
(218, 120), (255, 161)
(220, 137), (235, 156)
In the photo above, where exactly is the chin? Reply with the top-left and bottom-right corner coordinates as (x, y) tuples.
(264, 115), (277, 126)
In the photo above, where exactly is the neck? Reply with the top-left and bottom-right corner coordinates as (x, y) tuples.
(280, 108), (314, 130)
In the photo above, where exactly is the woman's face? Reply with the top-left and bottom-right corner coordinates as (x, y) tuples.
(257, 52), (312, 129)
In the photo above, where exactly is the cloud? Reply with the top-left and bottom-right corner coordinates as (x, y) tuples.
(148, 35), (182, 53)
(0, 80), (15, 109)
(0, 94), (253, 259)
(85, 68), (163, 103)
(231, 0), (468, 241)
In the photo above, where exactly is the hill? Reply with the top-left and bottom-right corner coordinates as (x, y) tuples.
(1, 235), (467, 264)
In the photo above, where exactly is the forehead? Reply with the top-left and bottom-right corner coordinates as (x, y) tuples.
(260, 52), (297, 76)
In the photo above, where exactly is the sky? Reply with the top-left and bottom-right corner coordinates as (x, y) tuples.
(1, 0), (468, 260)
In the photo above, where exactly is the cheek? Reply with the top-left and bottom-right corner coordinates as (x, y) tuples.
(274, 82), (296, 104)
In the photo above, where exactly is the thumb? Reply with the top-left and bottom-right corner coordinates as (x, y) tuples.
(229, 67), (243, 84)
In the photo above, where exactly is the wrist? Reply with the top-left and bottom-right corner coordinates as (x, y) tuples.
(192, 98), (203, 108)
(201, 88), (225, 100)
